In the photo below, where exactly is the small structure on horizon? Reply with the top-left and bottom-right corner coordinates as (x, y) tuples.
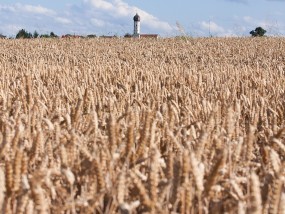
(133, 13), (141, 38)
(133, 13), (158, 39)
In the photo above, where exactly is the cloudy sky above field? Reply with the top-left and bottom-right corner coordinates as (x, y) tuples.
(0, 0), (284, 37)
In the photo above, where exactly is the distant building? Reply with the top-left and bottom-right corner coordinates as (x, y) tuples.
(133, 13), (140, 38)
(61, 34), (83, 38)
(133, 13), (159, 39)
(140, 34), (159, 39)
(99, 35), (117, 39)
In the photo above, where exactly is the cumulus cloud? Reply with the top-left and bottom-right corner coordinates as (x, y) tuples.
(90, 18), (106, 27)
(232, 15), (283, 36)
(15, 4), (56, 16)
(83, 0), (173, 33)
(88, 0), (113, 10)
(0, 3), (55, 16)
(200, 21), (225, 33)
(0, 3), (59, 35)
(0, 5), (17, 12)
(54, 17), (72, 25)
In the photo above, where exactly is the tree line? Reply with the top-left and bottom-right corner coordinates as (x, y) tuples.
(0, 29), (98, 39)
(15, 29), (58, 39)
(14, 29), (97, 39)
(0, 26), (267, 39)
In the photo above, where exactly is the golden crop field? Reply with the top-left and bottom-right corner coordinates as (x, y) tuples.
(0, 37), (285, 214)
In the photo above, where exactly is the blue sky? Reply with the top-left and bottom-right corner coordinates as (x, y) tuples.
(0, 0), (284, 37)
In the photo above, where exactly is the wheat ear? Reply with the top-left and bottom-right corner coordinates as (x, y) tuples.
(248, 172), (262, 214)
(13, 147), (23, 192)
(204, 149), (226, 196)
(130, 170), (151, 209)
(269, 175), (283, 214)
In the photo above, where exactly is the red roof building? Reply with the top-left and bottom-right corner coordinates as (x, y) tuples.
(140, 34), (159, 39)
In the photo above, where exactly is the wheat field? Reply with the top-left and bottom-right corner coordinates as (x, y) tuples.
(0, 37), (285, 213)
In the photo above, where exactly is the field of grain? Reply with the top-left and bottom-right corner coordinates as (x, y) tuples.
(0, 37), (285, 213)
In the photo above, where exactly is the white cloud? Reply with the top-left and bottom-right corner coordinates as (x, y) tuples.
(90, 18), (106, 27)
(0, 24), (23, 36)
(0, 3), (55, 16)
(243, 16), (253, 23)
(87, 0), (113, 10)
(16, 4), (55, 16)
(54, 17), (72, 25)
(200, 21), (225, 33)
(84, 0), (173, 33)
(228, 14), (284, 36)
(0, 5), (16, 12)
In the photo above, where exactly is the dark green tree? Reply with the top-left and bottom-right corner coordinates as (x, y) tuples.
(87, 34), (97, 38)
(40, 34), (50, 38)
(50, 32), (58, 38)
(33, 31), (39, 38)
(124, 33), (132, 38)
(39, 32), (58, 38)
(16, 29), (32, 39)
(250, 27), (267, 37)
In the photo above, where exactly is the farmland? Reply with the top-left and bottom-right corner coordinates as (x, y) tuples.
(0, 37), (285, 213)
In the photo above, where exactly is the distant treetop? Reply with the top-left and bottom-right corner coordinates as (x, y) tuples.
(250, 27), (267, 37)
(16, 29), (32, 39)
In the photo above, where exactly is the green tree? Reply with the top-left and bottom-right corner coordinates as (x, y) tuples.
(33, 31), (39, 38)
(40, 34), (50, 38)
(50, 32), (58, 38)
(16, 29), (32, 39)
(124, 33), (132, 38)
(40, 32), (58, 38)
(87, 34), (97, 38)
(250, 27), (267, 37)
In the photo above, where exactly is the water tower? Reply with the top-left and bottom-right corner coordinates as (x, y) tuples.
(133, 13), (140, 38)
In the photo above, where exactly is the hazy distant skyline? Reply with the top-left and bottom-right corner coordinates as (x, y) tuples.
(0, 0), (284, 37)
